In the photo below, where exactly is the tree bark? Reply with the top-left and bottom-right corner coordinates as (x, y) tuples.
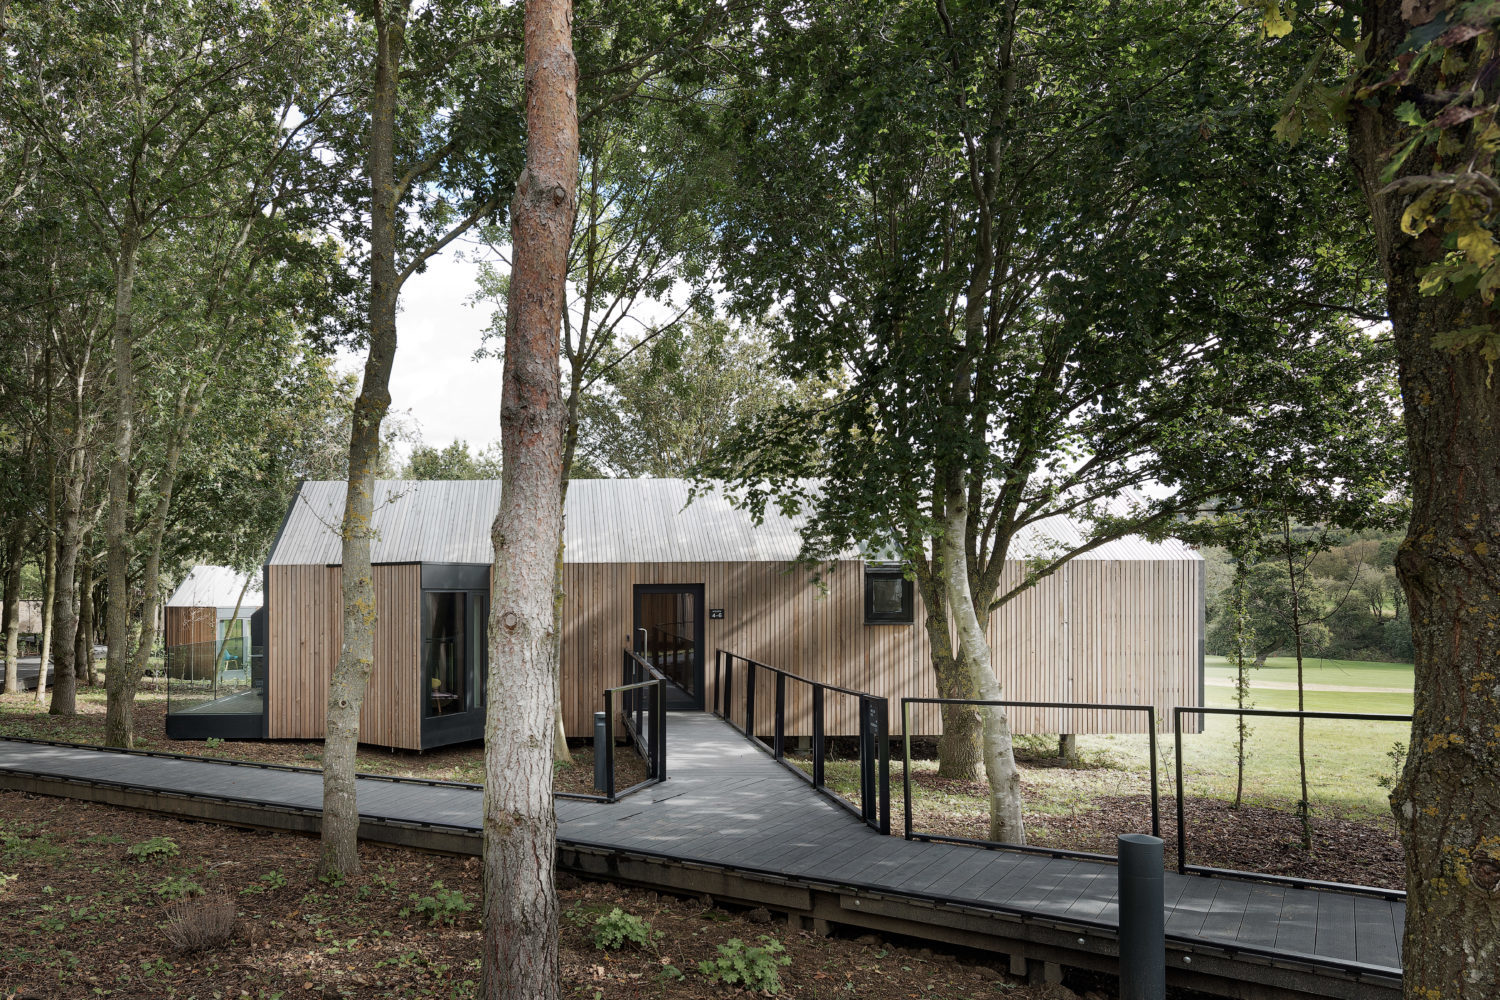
(48, 439), (87, 715)
(940, 489), (1024, 844)
(74, 551), (93, 685)
(2, 523), (23, 695)
(102, 225), (141, 747)
(1347, 8), (1500, 993)
(1282, 515), (1312, 850)
(915, 561), (983, 781)
(36, 453), (56, 704)
(318, 0), (411, 880)
(482, 0), (576, 992)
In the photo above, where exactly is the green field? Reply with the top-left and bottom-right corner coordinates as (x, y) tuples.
(802, 656), (1418, 835)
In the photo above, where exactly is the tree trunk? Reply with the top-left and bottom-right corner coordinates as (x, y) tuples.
(36, 453), (56, 704)
(75, 553), (93, 685)
(1281, 516), (1312, 850)
(939, 489), (1024, 844)
(48, 441), (87, 715)
(481, 0), (576, 992)
(318, 1), (411, 880)
(2, 523), (23, 695)
(916, 565), (982, 781)
(1230, 559), (1252, 811)
(102, 226), (141, 747)
(1347, 9), (1500, 992)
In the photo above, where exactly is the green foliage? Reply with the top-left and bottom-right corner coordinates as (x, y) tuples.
(401, 440), (503, 480)
(204, 738), (223, 749)
(126, 838), (181, 864)
(408, 882), (472, 925)
(589, 908), (656, 951)
(696, 936), (791, 994)
(1, 831), (67, 863)
(239, 870), (287, 895)
(154, 877), (204, 901)
(1377, 741), (1408, 793)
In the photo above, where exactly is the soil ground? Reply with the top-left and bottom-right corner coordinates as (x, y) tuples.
(0, 790), (1118, 1000)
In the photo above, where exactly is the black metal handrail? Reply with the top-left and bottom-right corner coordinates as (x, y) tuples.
(1173, 706), (1411, 900)
(901, 697), (1160, 862)
(713, 649), (891, 833)
(556, 649), (668, 804)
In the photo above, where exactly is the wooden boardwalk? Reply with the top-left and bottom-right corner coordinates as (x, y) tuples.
(0, 712), (1403, 999)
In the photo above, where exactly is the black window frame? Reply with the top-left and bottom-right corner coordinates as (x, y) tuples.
(864, 566), (914, 625)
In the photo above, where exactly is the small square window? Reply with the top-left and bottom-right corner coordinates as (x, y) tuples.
(864, 568), (914, 624)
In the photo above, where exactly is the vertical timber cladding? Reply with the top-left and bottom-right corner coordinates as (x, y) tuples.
(163, 607), (217, 681)
(558, 556), (1203, 739)
(266, 563), (421, 748)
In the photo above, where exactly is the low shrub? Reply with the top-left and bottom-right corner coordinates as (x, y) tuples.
(160, 893), (236, 952)
(697, 936), (791, 994)
(590, 908), (655, 951)
(407, 881), (472, 925)
(127, 837), (180, 863)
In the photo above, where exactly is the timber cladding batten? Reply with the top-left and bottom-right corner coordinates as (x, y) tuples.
(257, 479), (1203, 751)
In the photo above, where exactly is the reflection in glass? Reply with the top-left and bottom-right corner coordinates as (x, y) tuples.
(423, 592), (467, 716)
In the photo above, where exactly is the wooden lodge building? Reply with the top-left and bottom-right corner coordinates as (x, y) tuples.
(165, 479), (1205, 750)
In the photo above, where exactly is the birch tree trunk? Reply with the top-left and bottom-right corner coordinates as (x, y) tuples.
(102, 227), (141, 746)
(2, 524), (23, 695)
(939, 489), (1024, 844)
(482, 0), (576, 992)
(319, 1), (410, 878)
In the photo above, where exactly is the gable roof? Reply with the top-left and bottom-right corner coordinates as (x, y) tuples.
(167, 565), (264, 609)
(266, 479), (1200, 566)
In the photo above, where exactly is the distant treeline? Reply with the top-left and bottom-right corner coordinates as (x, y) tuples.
(1203, 531), (1412, 665)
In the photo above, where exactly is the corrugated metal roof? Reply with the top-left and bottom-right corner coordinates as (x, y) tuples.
(266, 479), (1201, 566)
(166, 565), (264, 609)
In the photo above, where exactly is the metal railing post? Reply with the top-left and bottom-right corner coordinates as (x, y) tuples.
(1173, 708), (1186, 875)
(1147, 706), (1160, 839)
(874, 697), (891, 834)
(811, 685), (825, 788)
(655, 678), (667, 781)
(774, 672), (786, 759)
(745, 660), (757, 741)
(858, 696), (875, 825)
(902, 700), (913, 839)
(1118, 833), (1166, 1000)
(603, 689), (617, 801)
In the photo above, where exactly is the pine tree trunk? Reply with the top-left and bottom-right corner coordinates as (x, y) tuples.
(2, 524), (23, 695)
(319, 1), (410, 879)
(102, 227), (141, 747)
(48, 447), (86, 715)
(36, 469), (56, 704)
(1348, 9), (1500, 991)
(481, 0), (576, 992)
(74, 554), (93, 685)
(939, 490), (1024, 844)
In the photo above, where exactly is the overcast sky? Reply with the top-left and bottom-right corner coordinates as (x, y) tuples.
(338, 246), (502, 458)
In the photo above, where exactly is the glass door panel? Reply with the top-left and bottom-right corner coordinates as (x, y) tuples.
(423, 592), (467, 716)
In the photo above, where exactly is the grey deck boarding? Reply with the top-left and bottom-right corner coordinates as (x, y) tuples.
(0, 712), (1402, 982)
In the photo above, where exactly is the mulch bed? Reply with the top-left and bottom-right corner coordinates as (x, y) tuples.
(903, 766), (1405, 891)
(0, 790), (1108, 1000)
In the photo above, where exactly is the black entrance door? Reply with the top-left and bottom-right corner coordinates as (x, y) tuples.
(632, 584), (705, 711)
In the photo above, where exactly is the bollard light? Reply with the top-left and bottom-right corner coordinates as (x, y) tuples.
(1117, 833), (1165, 1000)
(593, 711), (608, 793)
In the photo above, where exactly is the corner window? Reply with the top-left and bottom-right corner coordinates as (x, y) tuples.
(864, 567), (914, 624)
